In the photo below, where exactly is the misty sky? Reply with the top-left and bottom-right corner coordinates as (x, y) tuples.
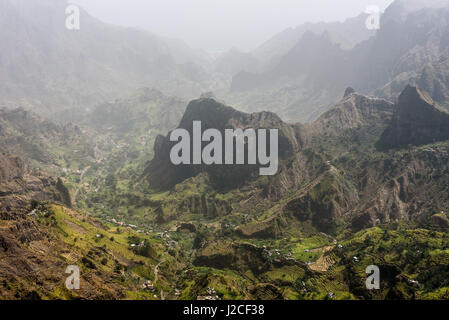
(71, 0), (395, 52)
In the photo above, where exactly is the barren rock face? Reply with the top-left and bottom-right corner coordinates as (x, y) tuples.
(378, 85), (449, 149)
(0, 154), (72, 216)
(144, 98), (296, 191)
(0, 154), (25, 183)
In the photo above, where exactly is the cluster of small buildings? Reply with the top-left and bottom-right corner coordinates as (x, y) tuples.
(142, 280), (154, 292)
(407, 279), (420, 287)
(197, 287), (220, 301)
(116, 141), (129, 149)
(300, 281), (311, 294)
(156, 230), (178, 249)
(130, 240), (146, 248)
(327, 292), (337, 299)
(161, 232), (179, 247)
(105, 217), (151, 235)
(157, 231), (170, 239)
(62, 167), (82, 175)
(263, 247), (297, 262)
(422, 147), (436, 153)
(223, 222), (236, 229)
(166, 240), (178, 249)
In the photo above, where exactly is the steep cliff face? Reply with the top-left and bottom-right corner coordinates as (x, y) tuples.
(144, 98), (298, 191)
(0, 154), (26, 183)
(0, 154), (72, 217)
(378, 85), (449, 149)
(145, 91), (395, 193)
(144, 91), (397, 228)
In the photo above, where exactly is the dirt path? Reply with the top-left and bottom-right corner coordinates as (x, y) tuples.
(154, 254), (166, 300)
(160, 289), (165, 301)
(73, 166), (90, 204)
(154, 253), (165, 284)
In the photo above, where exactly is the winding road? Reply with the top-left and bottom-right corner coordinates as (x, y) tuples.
(73, 166), (90, 204)
(154, 253), (165, 284)
(154, 254), (166, 300)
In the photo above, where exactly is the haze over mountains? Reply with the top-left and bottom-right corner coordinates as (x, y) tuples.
(2, 0), (449, 301)
(229, 0), (449, 121)
(2, 0), (449, 125)
(0, 0), (215, 120)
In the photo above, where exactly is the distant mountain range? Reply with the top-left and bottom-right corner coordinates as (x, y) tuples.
(228, 0), (449, 122)
(3, 0), (449, 125)
(252, 12), (376, 67)
(0, 0), (215, 120)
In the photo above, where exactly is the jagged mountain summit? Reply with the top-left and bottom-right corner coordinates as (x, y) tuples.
(227, 0), (449, 122)
(144, 98), (292, 191)
(145, 85), (449, 236)
(146, 89), (395, 191)
(253, 12), (376, 66)
(378, 85), (449, 149)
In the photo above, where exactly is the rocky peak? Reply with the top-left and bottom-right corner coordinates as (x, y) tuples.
(179, 98), (284, 132)
(382, 0), (449, 23)
(179, 98), (242, 130)
(312, 91), (394, 134)
(145, 99), (292, 191)
(378, 85), (449, 149)
(0, 153), (72, 213)
(344, 87), (356, 98)
(0, 154), (26, 183)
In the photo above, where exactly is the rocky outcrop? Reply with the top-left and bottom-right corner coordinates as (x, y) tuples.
(194, 241), (271, 275)
(0, 154), (26, 183)
(145, 92), (395, 193)
(176, 222), (197, 233)
(144, 98), (298, 191)
(378, 85), (449, 149)
(235, 217), (282, 239)
(144, 91), (408, 232)
(0, 154), (72, 215)
(149, 191), (233, 224)
(313, 92), (394, 133)
(430, 214), (449, 231)
(56, 178), (72, 208)
(344, 87), (356, 98)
